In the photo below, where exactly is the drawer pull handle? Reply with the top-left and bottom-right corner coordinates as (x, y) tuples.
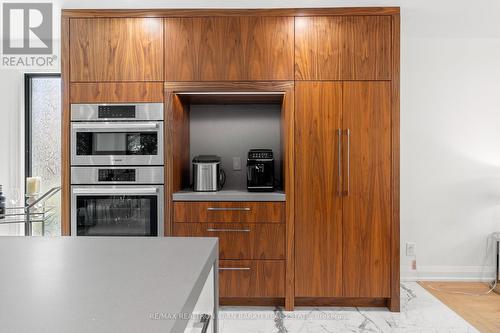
(207, 207), (251, 211)
(219, 267), (251, 271)
(206, 228), (250, 232)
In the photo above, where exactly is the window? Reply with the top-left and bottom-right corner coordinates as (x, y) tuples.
(24, 74), (61, 236)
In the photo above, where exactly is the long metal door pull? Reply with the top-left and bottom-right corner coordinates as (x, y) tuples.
(207, 207), (251, 211)
(206, 228), (250, 232)
(337, 128), (342, 196)
(345, 128), (351, 196)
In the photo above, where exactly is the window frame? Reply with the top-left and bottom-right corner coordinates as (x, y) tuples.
(24, 73), (61, 186)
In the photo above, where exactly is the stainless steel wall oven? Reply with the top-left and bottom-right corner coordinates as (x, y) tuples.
(71, 167), (164, 237)
(71, 103), (164, 166)
(70, 103), (165, 237)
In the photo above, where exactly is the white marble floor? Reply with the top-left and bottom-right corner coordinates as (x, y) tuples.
(218, 282), (478, 333)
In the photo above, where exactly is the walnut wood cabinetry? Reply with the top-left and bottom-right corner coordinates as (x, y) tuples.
(219, 260), (285, 298)
(293, 13), (399, 311)
(61, 8), (399, 311)
(173, 223), (285, 260)
(70, 18), (163, 82)
(294, 81), (392, 300)
(70, 82), (164, 103)
(173, 201), (284, 223)
(342, 82), (392, 297)
(295, 16), (392, 80)
(164, 17), (294, 81)
(173, 201), (286, 300)
(294, 82), (343, 297)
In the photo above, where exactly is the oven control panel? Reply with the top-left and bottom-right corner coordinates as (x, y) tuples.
(98, 169), (136, 182)
(72, 166), (163, 185)
(98, 105), (136, 119)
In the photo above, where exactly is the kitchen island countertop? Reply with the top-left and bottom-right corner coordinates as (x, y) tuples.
(0, 236), (218, 333)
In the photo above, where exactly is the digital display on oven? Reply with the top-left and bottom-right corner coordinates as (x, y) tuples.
(98, 169), (136, 182)
(98, 105), (136, 118)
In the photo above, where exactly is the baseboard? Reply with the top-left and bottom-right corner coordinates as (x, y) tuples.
(220, 297), (284, 306)
(295, 297), (388, 308)
(401, 265), (496, 282)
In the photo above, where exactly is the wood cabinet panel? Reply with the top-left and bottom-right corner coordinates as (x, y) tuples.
(295, 17), (342, 80)
(70, 18), (163, 82)
(294, 82), (343, 297)
(295, 16), (391, 80)
(342, 16), (392, 80)
(342, 81), (392, 297)
(70, 82), (163, 103)
(173, 201), (285, 223)
(165, 17), (294, 81)
(219, 260), (285, 297)
(173, 223), (285, 260)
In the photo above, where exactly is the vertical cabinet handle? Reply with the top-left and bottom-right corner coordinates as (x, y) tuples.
(336, 129), (342, 196)
(345, 129), (351, 196)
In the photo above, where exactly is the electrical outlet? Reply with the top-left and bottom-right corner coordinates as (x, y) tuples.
(406, 242), (416, 257)
(232, 157), (242, 171)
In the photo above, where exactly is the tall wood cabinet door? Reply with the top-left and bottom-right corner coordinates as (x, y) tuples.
(342, 81), (392, 297)
(294, 82), (343, 297)
(70, 18), (164, 82)
(295, 16), (391, 80)
(164, 17), (294, 81)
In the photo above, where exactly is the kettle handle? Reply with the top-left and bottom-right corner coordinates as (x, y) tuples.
(219, 168), (226, 189)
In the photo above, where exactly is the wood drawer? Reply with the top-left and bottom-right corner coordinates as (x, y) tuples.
(219, 260), (285, 298)
(173, 201), (284, 223)
(174, 223), (285, 260)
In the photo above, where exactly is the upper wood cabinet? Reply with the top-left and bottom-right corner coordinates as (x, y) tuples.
(295, 16), (392, 80)
(164, 17), (294, 81)
(70, 18), (164, 82)
(70, 82), (164, 103)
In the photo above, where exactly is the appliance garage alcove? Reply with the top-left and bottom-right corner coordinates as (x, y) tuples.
(61, 7), (400, 312)
(166, 82), (294, 308)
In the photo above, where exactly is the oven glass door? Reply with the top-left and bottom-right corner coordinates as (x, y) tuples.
(71, 122), (164, 165)
(77, 132), (158, 156)
(72, 186), (163, 236)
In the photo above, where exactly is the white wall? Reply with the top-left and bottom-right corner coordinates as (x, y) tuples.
(1, 0), (499, 280)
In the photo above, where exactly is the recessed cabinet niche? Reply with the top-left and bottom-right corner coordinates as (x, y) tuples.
(70, 18), (164, 82)
(164, 17), (294, 81)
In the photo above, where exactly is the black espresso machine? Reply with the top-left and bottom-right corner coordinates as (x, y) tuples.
(247, 149), (274, 192)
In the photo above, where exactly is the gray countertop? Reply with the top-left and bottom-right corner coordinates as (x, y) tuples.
(0, 237), (218, 333)
(173, 189), (286, 202)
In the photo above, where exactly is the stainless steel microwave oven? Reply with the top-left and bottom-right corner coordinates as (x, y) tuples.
(70, 103), (164, 166)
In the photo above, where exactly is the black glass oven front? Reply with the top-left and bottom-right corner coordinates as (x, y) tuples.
(75, 195), (158, 236)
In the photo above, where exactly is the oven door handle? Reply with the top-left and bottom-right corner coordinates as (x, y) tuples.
(72, 187), (159, 195)
(72, 122), (159, 130)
